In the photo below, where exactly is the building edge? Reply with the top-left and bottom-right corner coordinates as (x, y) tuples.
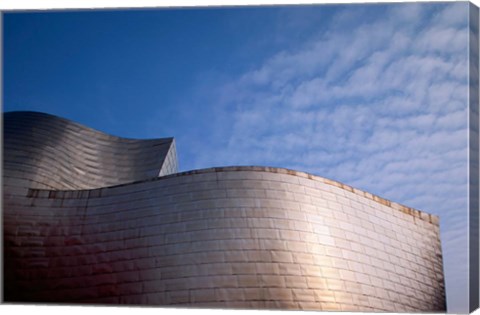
(27, 165), (440, 226)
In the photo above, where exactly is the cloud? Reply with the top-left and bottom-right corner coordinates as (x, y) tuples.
(157, 3), (470, 312)
(431, 2), (469, 27)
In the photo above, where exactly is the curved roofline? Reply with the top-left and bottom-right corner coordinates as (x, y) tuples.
(28, 165), (439, 225)
(4, 111), (178, 189)
(4, 110), (173, 142)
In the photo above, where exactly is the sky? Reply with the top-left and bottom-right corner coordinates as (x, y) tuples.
(3, 2), (473, 312)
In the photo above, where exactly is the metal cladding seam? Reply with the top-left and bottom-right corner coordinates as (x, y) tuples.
(3, 111), (178, 190)
(2, 112), (446, 311)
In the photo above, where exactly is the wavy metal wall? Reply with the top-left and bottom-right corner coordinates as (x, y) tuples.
(3, 111), (177, 190)
(3, 112), (446, 312)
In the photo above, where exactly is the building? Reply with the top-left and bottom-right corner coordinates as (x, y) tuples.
(3, 111), (446, 311)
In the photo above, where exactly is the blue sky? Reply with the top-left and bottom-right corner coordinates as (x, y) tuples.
(3, 2), (471, 312)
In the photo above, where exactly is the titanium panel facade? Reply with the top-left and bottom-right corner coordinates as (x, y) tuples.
(3, 112), (446, 312)
(3, 111), (177, 190)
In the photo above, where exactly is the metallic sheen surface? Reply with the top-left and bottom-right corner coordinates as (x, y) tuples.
(3, 112), (446, 311)
(3, 111), (178, 190)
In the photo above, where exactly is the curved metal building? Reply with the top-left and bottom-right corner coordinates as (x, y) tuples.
(3, 111), (178, 190)
(3, 111), (446, 311)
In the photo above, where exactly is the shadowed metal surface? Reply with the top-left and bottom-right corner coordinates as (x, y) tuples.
(3, 112), (446, 311)
(3, 111), (177, 190)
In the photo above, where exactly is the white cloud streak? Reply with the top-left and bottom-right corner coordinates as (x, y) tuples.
(173, 3), (470, 312)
